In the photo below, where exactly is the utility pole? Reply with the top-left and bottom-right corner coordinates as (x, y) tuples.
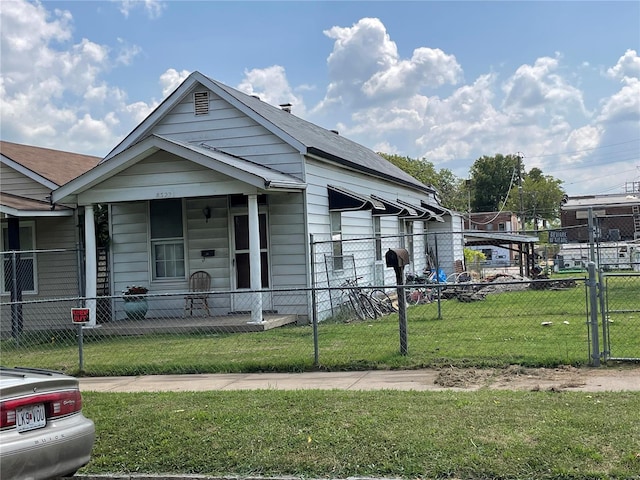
(517, 152), (525, 234)
(466, 179), (472, 230)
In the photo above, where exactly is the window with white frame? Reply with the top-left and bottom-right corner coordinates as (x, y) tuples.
(150, 199), (185, 279)
(330, 211), (343, 271)
(373, 216), (382, 262)
(2, 222), (36, 294)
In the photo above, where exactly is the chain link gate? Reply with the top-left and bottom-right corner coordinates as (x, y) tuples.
(601, 272), (640, 362)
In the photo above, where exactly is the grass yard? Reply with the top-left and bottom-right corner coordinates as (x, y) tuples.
(81, 389), (640, 479)
(2, 275), (638, 376)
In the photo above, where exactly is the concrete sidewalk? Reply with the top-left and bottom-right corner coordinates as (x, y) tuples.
(79, 366), (640, 393)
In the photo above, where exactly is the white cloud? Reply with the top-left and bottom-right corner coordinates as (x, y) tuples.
(0, 0), (157, 156)
(237, 66), (307, 116)
(501, 55), (587, 120)
(160, 68), (191, 98)
(118, 0), (166, 19)
(318, 17), (462, 111)
(606, 49), (640, 80)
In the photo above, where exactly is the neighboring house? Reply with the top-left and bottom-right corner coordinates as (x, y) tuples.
(558, 190), (640, 271)
(561, 191), (640, 243)
(466, 211), (521, 267)
(52, 71), (462, 325)
(0, 141), (100, 332)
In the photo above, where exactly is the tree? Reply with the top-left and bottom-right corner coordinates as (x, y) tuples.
(508, 167), (565, 230)
(378, 153), (467, 211)
(468, 154), (521, 212)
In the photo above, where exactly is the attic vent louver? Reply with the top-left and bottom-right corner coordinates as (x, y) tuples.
(194, 91), (209, 116)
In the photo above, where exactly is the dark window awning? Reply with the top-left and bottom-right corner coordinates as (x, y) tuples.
(397, 199), (445, 222)
(421, 201), (451, 217)
(328, 185), (385, 212)
(370, 195), (417, 216)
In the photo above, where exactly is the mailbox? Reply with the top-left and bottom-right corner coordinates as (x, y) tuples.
(385, 248), (410, 268)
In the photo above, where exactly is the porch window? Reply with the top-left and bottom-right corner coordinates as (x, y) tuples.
(1, 222), (36, 294)
(330, 211), (343, 271)
(373, 216), (382, 262)
(150, 199), (185, 279)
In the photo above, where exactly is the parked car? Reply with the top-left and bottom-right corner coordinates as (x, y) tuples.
(0, 366), (95, 479)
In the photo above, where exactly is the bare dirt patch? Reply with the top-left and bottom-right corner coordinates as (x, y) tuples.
(434, 365), (639, 392)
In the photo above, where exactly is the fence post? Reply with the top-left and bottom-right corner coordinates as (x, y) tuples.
(10, 251), (23, 339)
(310, 234), (319, 366)
(587, 261), (600, 366)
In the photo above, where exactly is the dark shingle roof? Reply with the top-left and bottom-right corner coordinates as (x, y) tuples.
(208, 77), (435, 195)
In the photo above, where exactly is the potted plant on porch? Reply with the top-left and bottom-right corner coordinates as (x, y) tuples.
(122, 285), (149, 320)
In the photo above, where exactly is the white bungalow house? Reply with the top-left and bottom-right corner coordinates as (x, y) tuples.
(52, 71), (463, 325)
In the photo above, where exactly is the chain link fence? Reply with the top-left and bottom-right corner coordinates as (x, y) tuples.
(602, 272), (640, 362)
(1, 234), (638, 375)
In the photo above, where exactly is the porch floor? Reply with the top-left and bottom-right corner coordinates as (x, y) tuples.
(90, 312), (300, 336)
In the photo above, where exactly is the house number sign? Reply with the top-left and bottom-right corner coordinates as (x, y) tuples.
(155, 191), (175, 198)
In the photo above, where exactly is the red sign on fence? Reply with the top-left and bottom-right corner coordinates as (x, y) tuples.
(71, 308), (90, 324)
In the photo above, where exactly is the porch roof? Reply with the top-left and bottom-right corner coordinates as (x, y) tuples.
(1, 193), (73, 218)
(52, 134), (306, 205)
(464, 231), (539, 247)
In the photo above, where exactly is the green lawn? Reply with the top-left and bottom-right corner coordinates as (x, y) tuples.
(81, 389), (640, 479)
(2, 276), (638, 376)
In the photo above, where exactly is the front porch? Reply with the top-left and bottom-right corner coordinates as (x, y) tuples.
(89, 312), (300, 336)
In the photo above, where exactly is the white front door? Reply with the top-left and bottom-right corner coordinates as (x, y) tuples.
(231, 212), (273, 312)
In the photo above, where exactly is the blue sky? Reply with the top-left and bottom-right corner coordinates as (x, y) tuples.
(1, 1), (639, 196)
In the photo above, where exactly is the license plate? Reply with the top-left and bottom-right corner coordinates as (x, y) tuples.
(16, 403), (46, 432)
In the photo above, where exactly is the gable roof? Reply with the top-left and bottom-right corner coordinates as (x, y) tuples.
(103, 71), (435, 196)
(52, 134), (306, 204)
(1, 141), (100, 188)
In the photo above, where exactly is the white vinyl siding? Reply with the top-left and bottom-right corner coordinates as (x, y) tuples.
(153, 89), (304, 178)
(0, 163), (52, 200)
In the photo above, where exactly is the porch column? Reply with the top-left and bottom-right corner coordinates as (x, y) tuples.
(84, 205), (97, 327)
(247, 194), (264, 324)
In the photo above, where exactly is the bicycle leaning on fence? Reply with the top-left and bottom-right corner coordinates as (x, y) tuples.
(405, 269), (436, 305)
(339, 277), (397, 321)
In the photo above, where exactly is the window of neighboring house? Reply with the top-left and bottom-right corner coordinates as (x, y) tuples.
(373, 216), (382, 262)
(150, 199), (185, 280)
(1, 222), (36, 294)
(486, 224), (494, 231)
(498, 222), (506, 231)
(330, 211), (343, 271)
(481, 248), (493, 261)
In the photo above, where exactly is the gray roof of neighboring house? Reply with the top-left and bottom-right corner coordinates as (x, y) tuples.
(208, 76), (436, 195)
(562, 193), (640, 210)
